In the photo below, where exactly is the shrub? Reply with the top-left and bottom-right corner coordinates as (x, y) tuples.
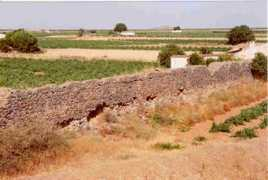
(0, 39), (11, 53)
(205, 58), (216, 66)
(0, 120), (68, 175)
(158, 44), (185, 68)
(173, 26), (181, 31)
(218, 54), (234, 62)
(89, 30), (96, 34)
(78, 28), (85, 37)
(200, 47), (212, 54)
(153, 142), (182, 150)
(259, 116), (268, 129)
(233, 128), (257, 139)
(209, 122), (231, 133)
(114, 23), (128, 32)
(193, 136), (206, 142)
(227, 25), (255, 45)
(5, 29), (40, 53)
(188, 53), (204, 65)
(251, 52), (267, 80)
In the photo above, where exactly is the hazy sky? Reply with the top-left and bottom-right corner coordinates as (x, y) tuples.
(0, 0), (267, 29)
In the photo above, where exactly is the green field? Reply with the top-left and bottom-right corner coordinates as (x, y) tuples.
(38, 38), (231, 52)
(32, 29), (267, 38)
(0, 58), (157, 89)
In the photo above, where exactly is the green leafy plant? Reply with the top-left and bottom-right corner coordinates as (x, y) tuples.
(251, 52), (267, 80)
(259, 116), (268, 129)
(4, 29), (40, 53)
(233, 128), (257, 139)
(227, 25), (255, 45)
(200, 47), (212, 54)
(188, 53), (204, 65)
(217, 54), (234, 62)
(209, 122), (231, 133)
(0, 39), (11, 53)
(158, 44), (185, 68)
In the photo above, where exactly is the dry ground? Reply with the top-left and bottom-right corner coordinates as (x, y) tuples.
(0, 49), (159, 62)
(0, 48), (225, 62)
(10, 99), (268, 180)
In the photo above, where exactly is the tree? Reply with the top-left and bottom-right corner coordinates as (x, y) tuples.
(114, 23), (127, 32)
(173, 26), (181, 31)
(158, 44), (185, 68)
(251, 52), (267, 80)
(78, 28), (85, 37)
(227, 25), (255, 45)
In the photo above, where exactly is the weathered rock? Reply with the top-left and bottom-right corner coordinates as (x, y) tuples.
(0, 62), (253, 127)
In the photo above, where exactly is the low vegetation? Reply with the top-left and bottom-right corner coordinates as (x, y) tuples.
(233, 128), (257, 139)
(158, 44), (185, 67)
(210, 101), (267, 133)
(148, 81), (267, 129)
(0, 120), (68, 175)
(200, 47), (212, 54)
(188, 53), (204, 65)
(0, 58), (157, 89)
(259, 116), (268, 129)
(38, 38), (230, 51)
(251, 52), (267, 80)
(153, 142), (182, 150)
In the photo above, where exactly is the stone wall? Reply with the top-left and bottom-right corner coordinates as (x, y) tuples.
(0, 62), (253, 127)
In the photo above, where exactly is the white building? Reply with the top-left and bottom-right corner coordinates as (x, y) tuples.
(0, 33), (6, 39)
(233, 42), (268, 60)
(120, 31), (136, 36)
(170, 55), (188, 69)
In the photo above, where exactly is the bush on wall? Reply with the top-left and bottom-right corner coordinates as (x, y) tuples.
(188, 53), (204, 65)
(158, 44), (185, 68)
(251, 52), (267, 80)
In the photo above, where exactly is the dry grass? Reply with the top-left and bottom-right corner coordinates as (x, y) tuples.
(148, 80), (267, 129)
(0, 120), (68, 176)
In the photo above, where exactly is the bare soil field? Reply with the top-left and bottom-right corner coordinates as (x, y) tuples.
(0, 48), (225, 62)
(12, 99), (268, 180)
(0, 49), (159, 62)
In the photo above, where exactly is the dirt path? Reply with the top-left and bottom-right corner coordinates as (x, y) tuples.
(12, 99), (268, 180)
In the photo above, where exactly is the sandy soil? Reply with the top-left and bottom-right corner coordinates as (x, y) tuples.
(0, 49), (159, 62)
(12, 99), (268, 180)
(0, 48), (226, 62)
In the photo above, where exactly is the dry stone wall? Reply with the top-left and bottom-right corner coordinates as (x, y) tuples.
(0, 62), (253, 127)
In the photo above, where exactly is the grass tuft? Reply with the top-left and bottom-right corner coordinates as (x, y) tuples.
(153, 142), (182, 150)
(233, 128), (258, 139)
(209, 122), (231, 133)
(259, 116), (268, 129)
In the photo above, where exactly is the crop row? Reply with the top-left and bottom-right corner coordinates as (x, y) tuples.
(210, 101), (267, 133)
